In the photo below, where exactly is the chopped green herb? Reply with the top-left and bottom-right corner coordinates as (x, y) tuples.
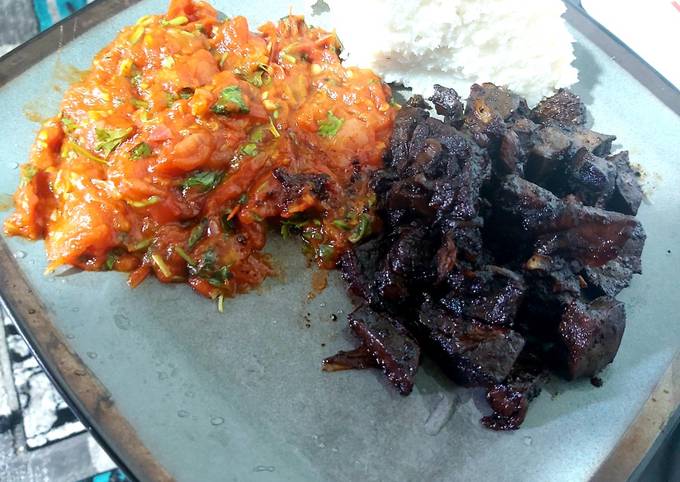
(268, 117), (280, 137)
(127, 195), (161, 208)
(161, 15), (188, 26)
(318, 244), (335, 261)
(19, 165), (38, 187)
(217, 294), (224, 313)
(332, 219), (351, 231)
(302, 227), (323, 242)
(240, 143), (258, 156)
(280, 214), (309, 239)
(95, 127), (133, 157)
(211, 86), (249, 115)
(131, 72), (142, 89)
(317, 111), (344, 138)
(182, 171), (224, 192)
(166, 92), (179, 106)
(130, 142), (152, 160)
(251, 213), (263, 222)
(104, 252), (117, 271)
(174, 246), (196, 265)
(61, 117), (76, 133)
(178, 87), (194, 99)
(188, 219), (208, 249)
(249, 127), (265, 143)
(151, 253), (172, 277)
(67, 141), (109, 165)
(207, 265), (232, 287)
(349, 214), (371, 243)
(130, 98), (148, 109)
(130, 238), (153, 251)
(238, 193), (248, 205)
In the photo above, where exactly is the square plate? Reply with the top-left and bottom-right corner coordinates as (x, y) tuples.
(1, 1), (678, 481)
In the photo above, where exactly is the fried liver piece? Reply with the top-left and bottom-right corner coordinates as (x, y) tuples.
(481, 362), (548, 431)
(416, 300), (525, 387)
(530, 88), (587, 126)
(335, 84), (645, 431)
(441, 266), (526, 327)
(346, 306), (421, 395)
(557, 296), (626, 379)
(606, 151), (644, 215)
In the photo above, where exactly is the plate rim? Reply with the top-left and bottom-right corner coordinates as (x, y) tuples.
(0, 2), (678, 481)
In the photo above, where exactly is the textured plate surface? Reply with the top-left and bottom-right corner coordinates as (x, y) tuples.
(1, 1), (679, 481)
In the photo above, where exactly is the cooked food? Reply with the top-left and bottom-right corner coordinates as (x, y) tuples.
(332, 83), (645, 430)
(4, 0), (648, 433)
(314, 0), (577, 104)
(4, 0), (396, 301)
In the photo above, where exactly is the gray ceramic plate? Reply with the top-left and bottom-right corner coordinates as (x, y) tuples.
(1, 1), (678, 481)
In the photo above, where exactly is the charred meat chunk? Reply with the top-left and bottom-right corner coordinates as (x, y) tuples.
(416, 300), (525, 387)
(557, 296), (626, 379)
(481, 362), (548, 431)
(531, 88), (587, 126)
(335, 83), (645, 431)
(347, 306), (421, 395)
(565, 148), (616, 207)
(606, 151), (644, 215)
(322, 345), (378, 372)
(441, 266), (525, 327)
(429, 84), (464, 126)
(581, 222), (645, 298)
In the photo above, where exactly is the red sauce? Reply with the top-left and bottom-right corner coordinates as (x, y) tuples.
(4, 0), (396, 301)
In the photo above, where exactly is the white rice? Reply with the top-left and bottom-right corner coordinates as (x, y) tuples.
(309, 0), (578, 105)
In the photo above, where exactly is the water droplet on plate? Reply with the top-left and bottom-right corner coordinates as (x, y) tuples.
(177, 409), (189, 418)
(14, 250), (26, 259)
(86, 351), (97, 359)
(523, 436), (533, 446)
(71, 307), (80, 313)
(185, 390), (195, 398)
(65, 334), (75, 339)
(210, 416), (224, 426)
(319, 302), (326, 308)
(253, 466), (275, 473)
(11, 162), (19, 169)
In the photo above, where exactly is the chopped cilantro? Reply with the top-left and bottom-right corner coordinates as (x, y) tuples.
(317, 111), (344, 138)
(207, 265), (232, 287)
(19, 165), (38, 187)
(280, 214), (309, 239)
(130, 98), (148, 109)
(211, 86), (249, 115)
(238, 193), (248, 205)
(130, 238), (153, 251)
(174, 246), (196, 266)
(332, 219), (351, 231)
(188, 219), (208, 249)
(95, 127), (132, 157)
(130, 142), (152, 160)
(249, 127), (265, 143)
(240, 143), (258, 156)
(318, 244), (335, 261)
(104, 252), (117, 271)
(349, 214), (371, 243)
(182, 171), (224, 192)
(61, 117), (76, 133)
(127, 196), (161, 208)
